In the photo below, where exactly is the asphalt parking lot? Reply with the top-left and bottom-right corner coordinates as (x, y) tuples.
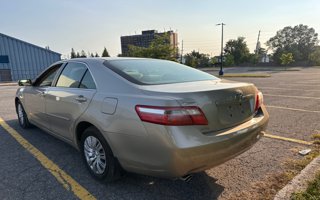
(0, 67), (319, 200)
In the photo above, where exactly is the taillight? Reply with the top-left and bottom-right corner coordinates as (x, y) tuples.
(135, 105), (208, 126)
(255, 90), (263, 111)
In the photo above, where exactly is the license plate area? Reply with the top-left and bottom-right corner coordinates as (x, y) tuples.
(216, 98), (254, 125)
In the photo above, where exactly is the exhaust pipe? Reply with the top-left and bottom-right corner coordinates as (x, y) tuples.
(180, 174), (193, 182)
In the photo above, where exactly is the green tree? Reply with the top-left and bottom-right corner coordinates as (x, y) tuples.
(127, 34), (177, 61)
(224, 54), (235, 66)
(251, 47), (267, 64)
(209, 57), (217, 66)
(184, 51), (198, 67)
(76, 52), (80, 58)
(71, 48), (76, 58)
(224, 37), (250, 65)
(309, 46), (320, 65)
(95, 52), (99, 57)
(267, 24), (319, 64)
(127, 45), (144, 57)
(102, 47), (110, 57)
(184, 51), (210, 68)
(80, 50), (87, 58)
(90, 53), (94, 57)
(280, 53), (294, 66)
(248, 54), (258, 64)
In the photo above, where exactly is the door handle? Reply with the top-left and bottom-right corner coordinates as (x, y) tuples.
(75, 95), (87, 103)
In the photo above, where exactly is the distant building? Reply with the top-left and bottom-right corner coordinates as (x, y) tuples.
(120, 30), (178, 55)
(214, 56), (225, 63)
(0, 33), (61, 81)
(260, 54), (270, 63)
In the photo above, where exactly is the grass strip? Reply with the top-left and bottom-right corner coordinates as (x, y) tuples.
(291, 171), (320, 200)
(232, 147), (320, 200)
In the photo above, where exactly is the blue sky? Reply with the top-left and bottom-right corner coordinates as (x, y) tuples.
(1, 0), (319, 58)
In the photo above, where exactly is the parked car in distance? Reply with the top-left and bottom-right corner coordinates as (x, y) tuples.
(16, 58), (269, 182)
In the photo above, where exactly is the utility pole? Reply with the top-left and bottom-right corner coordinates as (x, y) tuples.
(254, 30), (261, 64)
(180, 40), (184, 63)
(216, 23), (225, 75)
(255, 30), (261, 55)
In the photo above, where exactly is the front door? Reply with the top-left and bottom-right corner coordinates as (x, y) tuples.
(24, 63), (63, 129)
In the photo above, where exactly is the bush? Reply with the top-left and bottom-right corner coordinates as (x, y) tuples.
(280, 53), (294, 65)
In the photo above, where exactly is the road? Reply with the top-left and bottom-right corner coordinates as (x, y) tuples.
(0, 67), (319, 200)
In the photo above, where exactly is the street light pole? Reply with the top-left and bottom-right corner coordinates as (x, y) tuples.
(216, 23), (225, 76)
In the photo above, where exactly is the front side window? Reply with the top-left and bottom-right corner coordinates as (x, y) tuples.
(56, 62), (87, 88)
(36, 63), (63, 87)
(105, 59), (218, 85)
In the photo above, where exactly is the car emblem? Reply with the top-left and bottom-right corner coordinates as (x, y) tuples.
(234, 90), (244, 102)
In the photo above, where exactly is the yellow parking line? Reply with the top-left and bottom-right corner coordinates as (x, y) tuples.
(264, 94), (320, 100)
(266, 105), (320, 113)
(0, 118), (96, 200)
(262, 131), (313, 145)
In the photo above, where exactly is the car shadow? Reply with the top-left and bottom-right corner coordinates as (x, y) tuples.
(115, 172), (225, 200)
(4, 119), (225, 200)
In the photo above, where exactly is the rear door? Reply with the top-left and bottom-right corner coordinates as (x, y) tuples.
(45, 61), (97, 140)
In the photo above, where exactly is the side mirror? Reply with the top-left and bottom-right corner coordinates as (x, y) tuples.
(18, 79), (32, 86)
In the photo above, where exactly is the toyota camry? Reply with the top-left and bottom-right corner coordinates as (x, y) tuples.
(16, 58), (269, 182)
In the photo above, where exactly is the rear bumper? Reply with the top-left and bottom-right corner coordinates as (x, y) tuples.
(169, 113), (268, 177)
(111, 105), (269, 178)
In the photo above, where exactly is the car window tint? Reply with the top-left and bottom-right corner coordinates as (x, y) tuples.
(56, 62), (87, 88)
(105, 59), (218, 85)
(79, 70), (96, 89)
(37, 64), (62, 87)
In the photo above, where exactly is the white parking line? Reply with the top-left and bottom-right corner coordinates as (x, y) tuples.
(301, 80), (320, 82)
(264, 94), (320, 100)
(280, 83), (320, 87)
(266, 105), (320, 113)
(258, 87), (320, 92)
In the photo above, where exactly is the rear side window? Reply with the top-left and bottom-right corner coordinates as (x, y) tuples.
(56, 62), (87, 88)
(80, 70), (96, 89)
(105, 59), (218, 85)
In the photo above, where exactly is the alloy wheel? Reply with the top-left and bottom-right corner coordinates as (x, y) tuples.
(17, 103), (24, 126)
(83, 136), (107, 174)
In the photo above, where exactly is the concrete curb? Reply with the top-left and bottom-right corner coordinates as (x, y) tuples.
(274, 156), (320, 200)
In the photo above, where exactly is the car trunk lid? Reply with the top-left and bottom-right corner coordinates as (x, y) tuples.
(138, 79), (256, 133)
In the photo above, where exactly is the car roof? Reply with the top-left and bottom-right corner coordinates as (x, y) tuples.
(63, 57), (153, 63)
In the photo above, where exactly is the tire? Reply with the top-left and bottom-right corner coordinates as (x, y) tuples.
(80, 126), (121, 182)
(16, 101), (31, 129)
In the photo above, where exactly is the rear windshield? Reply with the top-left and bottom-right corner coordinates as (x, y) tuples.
(104, 59), (218, 85)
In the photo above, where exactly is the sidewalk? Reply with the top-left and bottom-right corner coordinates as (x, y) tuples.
(0, 82), (17, 86)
